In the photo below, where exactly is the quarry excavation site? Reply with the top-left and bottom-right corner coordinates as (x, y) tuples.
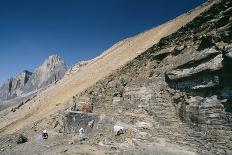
(0, 0), (232, 154)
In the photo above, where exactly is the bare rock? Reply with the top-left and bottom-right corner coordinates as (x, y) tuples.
(0, 54), (67, 101)
(16, 134), (28, 144)
(0, 70), (32, 101)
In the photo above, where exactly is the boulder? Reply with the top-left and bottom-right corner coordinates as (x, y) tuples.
(16, 134), (28, 144)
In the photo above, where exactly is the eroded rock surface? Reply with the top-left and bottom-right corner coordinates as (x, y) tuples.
(74, 0), (232, 154)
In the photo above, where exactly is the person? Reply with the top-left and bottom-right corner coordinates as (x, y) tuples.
(71, 96), (77, 111)
(79, 128), (86, 141)
(114, 125), (124, 136)
(42, 130), (48, 139)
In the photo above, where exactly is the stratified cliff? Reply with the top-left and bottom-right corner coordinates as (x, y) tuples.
(76, 0), (232, 154)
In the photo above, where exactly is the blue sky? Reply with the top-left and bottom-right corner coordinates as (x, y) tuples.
(0, 0), (206, 84)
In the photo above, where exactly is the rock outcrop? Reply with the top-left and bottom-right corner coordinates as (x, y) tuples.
(23, 54), (67, 92)
(0, 71), (32, 101)
(74, 0), (232, 154)
(1, 0), (231, 154)
(65, 60), (91, 76)
(0, 54), (67, 101)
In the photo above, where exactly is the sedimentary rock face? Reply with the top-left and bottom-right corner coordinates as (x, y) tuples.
(76, 1), (232, 154)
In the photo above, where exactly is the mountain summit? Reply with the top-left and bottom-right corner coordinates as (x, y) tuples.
(0, 54), (67, 101)
(23, 54), (67, 92)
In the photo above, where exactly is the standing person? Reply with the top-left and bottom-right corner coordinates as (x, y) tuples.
(89, 98), (94, 112)
(79, 128), (86, 141)
(71, 96), (77, 111)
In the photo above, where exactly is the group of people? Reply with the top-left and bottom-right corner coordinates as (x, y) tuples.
(40, 128), (86, 141)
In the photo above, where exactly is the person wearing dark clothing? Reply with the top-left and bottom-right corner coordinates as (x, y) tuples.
(71, 96), (77, 111)
(42, 130), (48, 139)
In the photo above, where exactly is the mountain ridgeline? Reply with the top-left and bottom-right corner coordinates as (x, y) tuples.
(0, 54), (67, 101)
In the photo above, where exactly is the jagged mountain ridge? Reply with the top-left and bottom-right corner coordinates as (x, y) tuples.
(0, 54), (67, 101)
(0, 70), (32, 101)
(23, 54), (67, 93)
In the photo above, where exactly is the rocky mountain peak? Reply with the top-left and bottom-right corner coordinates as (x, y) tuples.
(18, 70), (32, 79)
(15, 70), (32, 85)
(47, 54), (64, 64)
(23, 54), (67, 92)
(0, 54), (67, 101)
(37, 54), (66, 72)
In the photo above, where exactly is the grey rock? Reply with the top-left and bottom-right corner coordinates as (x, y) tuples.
(88, 120), (95, 128)
(75, 0), (232, 153)
(167, 53), (223, 80)
(23, 54), (67, 92)
(225, 48), (232, 59)
(0, 70), (32, 101)
(16, 134), (28, 144)
(0, 54), (67, 101)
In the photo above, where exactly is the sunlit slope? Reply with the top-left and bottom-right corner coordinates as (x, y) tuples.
(0, 0), (216, 134)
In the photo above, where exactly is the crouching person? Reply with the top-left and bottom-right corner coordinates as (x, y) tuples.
(42, 130), (48, 139)
(114, 125), (125, 136)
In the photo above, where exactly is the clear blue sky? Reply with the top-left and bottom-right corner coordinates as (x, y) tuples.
(0, 0), (206, 84)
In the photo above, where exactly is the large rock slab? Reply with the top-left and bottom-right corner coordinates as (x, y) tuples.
(167, 53), (223, 80)
(63, 111), (114, 134)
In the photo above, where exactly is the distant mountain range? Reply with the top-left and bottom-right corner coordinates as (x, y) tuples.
(0, 54), (67, 101)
